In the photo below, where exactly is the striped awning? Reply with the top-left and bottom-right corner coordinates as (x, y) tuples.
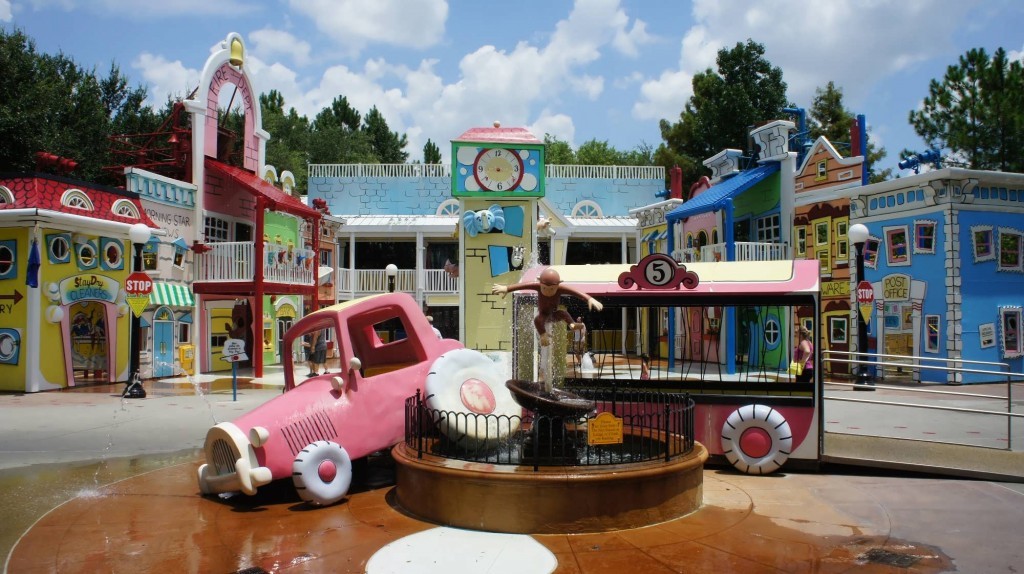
(149, 282), (194, 307)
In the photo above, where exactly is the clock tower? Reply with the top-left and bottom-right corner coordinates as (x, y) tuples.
(451, 123), (545, 353)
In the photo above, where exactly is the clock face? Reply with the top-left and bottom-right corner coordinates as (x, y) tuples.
(473, 148), (524, 192)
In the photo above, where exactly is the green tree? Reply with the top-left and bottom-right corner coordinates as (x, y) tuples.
(362, 106), (408, 163)
(0, 29), (159, 183)
(807, 81), (892, 182)
(543, 134), (576, 164)
(308, 96), (375, 164)
(909, 47), (1024, 171)
(656, 40), (789, 196)
(423, 138), (441, 164)
(261, 90), (311, 197)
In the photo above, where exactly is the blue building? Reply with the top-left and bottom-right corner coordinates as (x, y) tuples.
(851, 169), (1024, 383)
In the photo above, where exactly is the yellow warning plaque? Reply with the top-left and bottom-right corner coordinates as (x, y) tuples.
(127, 295), (149, 318)
(587, 411), (623, 445)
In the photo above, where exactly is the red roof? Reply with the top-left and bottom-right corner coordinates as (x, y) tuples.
(453, 125), (541, 145)
(0, 174), (158, 228)
(205, 159), (320, 218)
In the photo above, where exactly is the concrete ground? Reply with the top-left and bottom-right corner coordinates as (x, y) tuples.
(1, 370), (1023, 573)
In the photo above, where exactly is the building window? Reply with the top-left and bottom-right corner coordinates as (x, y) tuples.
(914, 220), (937, 254)
(100, 238), (124, 271)
(885, 225), (911, 266)
(756, 214), (780, 243)
(925, 315), (940, 352)
(814, 220), (829, 246)
(572, 200), (602, 218)
(711, 228), (719, 245)
(172, 245), (186, 269)
(835, 220), (848, 261)
(0, 185), (13, 205)
(204, 217), (230, 242)
(320, 249), (331, 267)
(972, 226), (995, 262)
(111, 199), (140, 219)
(142, 239), (159, 271)
(829, 316), (848, 344)
(61, 189), (94, 211)
(179, 323), (191, 344)
(794, 227), (807, 257)
(863, 237), (881, 269)
(763, 316), (781, 349)
(999, 306), (1022, 358)
(76, 241), (98, 270)
(817, 249), (830, 273)
(816, 159), (827, 180)
(998, 228), (1023, 272)
(437, 199), (460, 216)
(47, 233), (71, 264)
(0, 240), (15, 279)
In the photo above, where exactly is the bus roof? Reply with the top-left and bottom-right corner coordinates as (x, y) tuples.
(518, 259), (820, 301)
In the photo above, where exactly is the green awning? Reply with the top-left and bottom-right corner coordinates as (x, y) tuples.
(149, 282), (194, 307)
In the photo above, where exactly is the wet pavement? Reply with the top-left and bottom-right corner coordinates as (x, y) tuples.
(2, 372), (1023, 572)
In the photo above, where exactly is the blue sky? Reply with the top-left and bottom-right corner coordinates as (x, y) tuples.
(3, 0), (1023, 175)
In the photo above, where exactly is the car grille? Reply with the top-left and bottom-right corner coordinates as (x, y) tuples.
(281, 410), (338, 455)
(211, 438), (238, 476)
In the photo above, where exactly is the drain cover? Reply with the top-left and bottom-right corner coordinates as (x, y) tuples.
(860, 547), (920, 568)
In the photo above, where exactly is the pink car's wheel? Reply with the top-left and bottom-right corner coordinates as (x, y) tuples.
(720, 404), (792, 475)
(425, 349), (521, 443)
(292, 440), (353, 506)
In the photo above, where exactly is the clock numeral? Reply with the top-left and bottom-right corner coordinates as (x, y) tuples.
(478, 165), (483, 172)
(496, 183), (503, 190)
(494, 149), (502, 157)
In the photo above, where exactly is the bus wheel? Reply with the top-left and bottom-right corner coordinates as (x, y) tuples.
(720, 404), (792, 475)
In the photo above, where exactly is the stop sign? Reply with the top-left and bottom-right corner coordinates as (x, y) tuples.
(856, 280), (873, 305)
(125, 271), (154, 296)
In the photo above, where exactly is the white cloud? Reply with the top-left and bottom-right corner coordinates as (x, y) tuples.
(288, 0), (447, 57)
(631, 0), (980, 132)
(0, 0), (12, 21)
(612, 18), (652, 57)
(133, 53), (200, 104)
(249, 28), (311, 67)
(27, 0), (250, 16)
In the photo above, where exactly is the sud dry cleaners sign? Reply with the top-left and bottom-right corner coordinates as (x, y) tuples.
(58, 274), (119, 304)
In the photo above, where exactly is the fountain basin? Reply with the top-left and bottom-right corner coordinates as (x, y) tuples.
(392, 438), (708, 534)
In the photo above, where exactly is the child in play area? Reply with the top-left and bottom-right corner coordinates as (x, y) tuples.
(492, 268), (603, 347)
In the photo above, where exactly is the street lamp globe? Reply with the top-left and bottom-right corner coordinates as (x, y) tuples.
(129, 223), (152, 245)
(385, 263), (398, 293)
(848, 223), (869, 247)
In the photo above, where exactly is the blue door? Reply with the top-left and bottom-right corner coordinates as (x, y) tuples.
(154, 321), (174, 377)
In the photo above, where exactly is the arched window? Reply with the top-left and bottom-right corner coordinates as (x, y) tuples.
(697, 230), (708, 248)
(763, 315), (781, 350)
(436, 199), (460, 216)
(61, 189), (94, 211)
(111, 199), (140, 219)
(0, 186), (13, 205)
(711, 228), (719, 245)
(571, 200), (602, 218)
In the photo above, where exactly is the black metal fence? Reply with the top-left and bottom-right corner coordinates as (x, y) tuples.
(404, 386), (695, 471)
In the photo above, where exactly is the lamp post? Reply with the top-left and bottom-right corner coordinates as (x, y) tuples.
(848, 223), (874, 390)
(124, 223), (152, 399)
(385, 263), (398, 293)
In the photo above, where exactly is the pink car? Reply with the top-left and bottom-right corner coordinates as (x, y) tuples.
(197, 293), (503, 506)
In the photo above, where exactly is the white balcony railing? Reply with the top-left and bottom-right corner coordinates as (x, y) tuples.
(674, 242), (789, 263)
(334, 268), (458, 296)
(308, 163), (666, 181)
(194, 241), (314, 285)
